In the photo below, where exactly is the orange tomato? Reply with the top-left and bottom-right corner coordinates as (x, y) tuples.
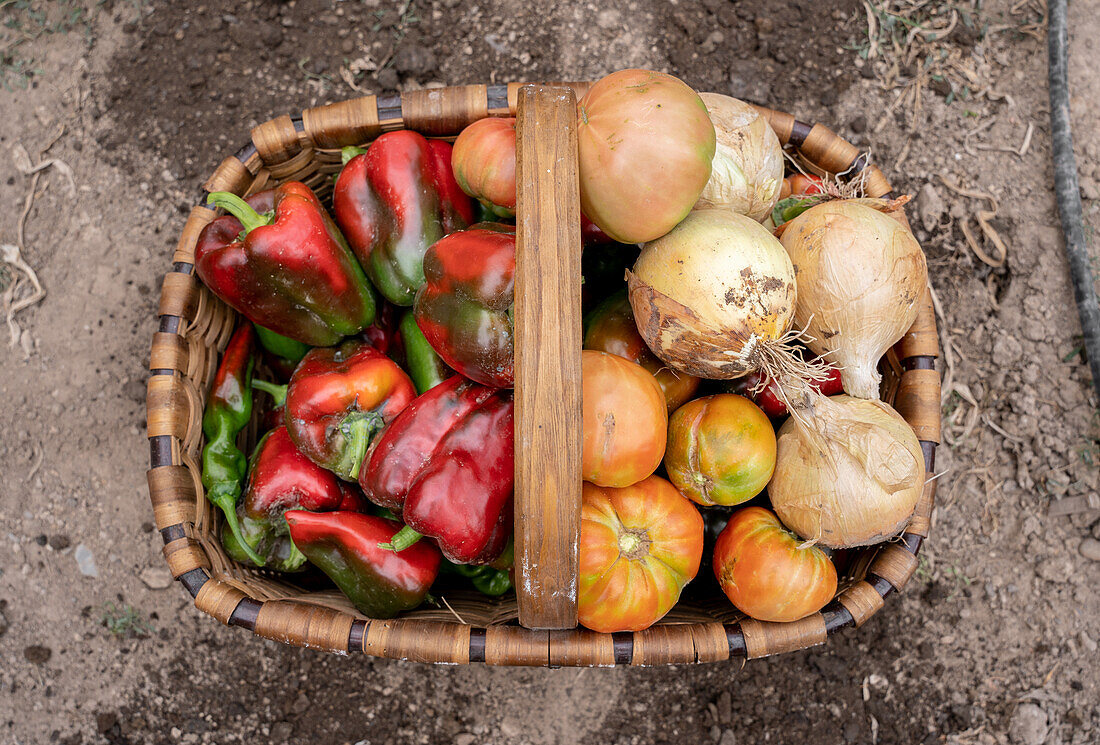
(713, 506), (837, 622)
(577, 69), (715, 243)
(451, 117), (517, 217)
(584, 291), (701, 412)
(664, 394), (776, 507)
(582, 350), (667, 487)
(786, 173), (826, 197)
(578, 476), (704, 632)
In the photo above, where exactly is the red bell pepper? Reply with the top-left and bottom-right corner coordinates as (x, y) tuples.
(724, 365), (844, 417)
(283, 341), (416, 481)
(220, 426), (370, 572)
(360, 375), (514, 565)
(197, 183), (376, 346)
(286, 510), (441, 618)
(333, 132), (474, 307)
(414, 223), (516, 388)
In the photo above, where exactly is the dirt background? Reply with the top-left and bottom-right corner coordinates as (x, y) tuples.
(1, 0), (1098, 743)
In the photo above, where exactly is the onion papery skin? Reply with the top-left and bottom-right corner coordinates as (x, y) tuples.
(770, 394), (925, 549)
(628, 209), (796, 380)
(694, 93), (784, 223)
(779, 200), (928, 399)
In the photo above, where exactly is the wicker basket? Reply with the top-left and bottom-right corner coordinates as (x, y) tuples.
(145, 81), (941, 666)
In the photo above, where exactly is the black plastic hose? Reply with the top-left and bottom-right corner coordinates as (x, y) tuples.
(1048, 0), (1100, 398)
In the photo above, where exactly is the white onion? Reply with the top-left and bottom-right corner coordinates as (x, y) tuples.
(779, 200), (928, 399)
(694, 93), (784, 223)
(770, 394), (925, 549)
(627, 209), (797, 380)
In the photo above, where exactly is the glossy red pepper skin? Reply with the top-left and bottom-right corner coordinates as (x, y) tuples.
(724, 365), (844, 417)
(333, 132), (474, 307)
(425, 139), (476, 232)
(196, 183), (376, 346)
(360, 375), (515, 565)
(285, 510), (441, 618)
(220, 426), (370, 571)
(285, 341), (417, 481)
(414, 224), (516, 388)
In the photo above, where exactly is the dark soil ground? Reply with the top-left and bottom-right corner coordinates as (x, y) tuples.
(1, 1), (1098, 744)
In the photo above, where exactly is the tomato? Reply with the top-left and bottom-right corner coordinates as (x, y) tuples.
(786, 173), (826, 197)
(724, 365), (843, 418)
(578, 476), (704, 632)
(581, 350), (666, 487)
(452, 117), (517, 217)
(713, 506), (837, 622)
(577, 69), (715, 243)
(664, 394), (776, 507)
(584, 291), (701, 411)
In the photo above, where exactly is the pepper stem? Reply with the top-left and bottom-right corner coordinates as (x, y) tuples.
(252, 379), (288, 408)
(336, 411), (383, 481)
(207, 191), (273, 234)
(378, 525), (423, 552)
(341, 146), (368, 165)
(209, 487), (265, 566)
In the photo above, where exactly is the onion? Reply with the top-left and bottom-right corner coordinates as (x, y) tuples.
(779, 199), (928, 399)
(628, 209), (812, 381)
(694, 93), (784, 223)
(769, 394), (925, 548)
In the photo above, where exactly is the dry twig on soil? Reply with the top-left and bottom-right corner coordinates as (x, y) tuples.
(4, 126), (72, 352)
(938, 176), (1010, 268)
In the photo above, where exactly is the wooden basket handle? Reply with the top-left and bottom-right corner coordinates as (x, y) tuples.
(513, 85), (583, 630)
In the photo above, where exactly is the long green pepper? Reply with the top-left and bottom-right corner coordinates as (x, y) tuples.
(201, 324), (264, 565)
(399, 310), (452, 394)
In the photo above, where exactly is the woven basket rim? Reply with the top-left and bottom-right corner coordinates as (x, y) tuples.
(145, 81), (941, 667)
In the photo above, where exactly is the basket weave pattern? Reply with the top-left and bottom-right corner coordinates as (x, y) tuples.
(146, 82), (941, 666)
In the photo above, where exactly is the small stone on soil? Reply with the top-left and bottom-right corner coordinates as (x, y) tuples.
(139, 567), (173, 590)
(393, 45), (437, 76)
(96, 712), (118, 734)
(24, 645), (52, 664)
(1009, 703), (1048, 745)
(49, 534), (71, 551)
(917, 183), (945, 232)
(74, 544), (98, 577)
(376, 68), (399, 91)
(717, 690), (732, 724)
(1079, 537), (1100, 562)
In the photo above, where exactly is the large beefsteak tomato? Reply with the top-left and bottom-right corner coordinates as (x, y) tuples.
(577, 69), (715, 243)
(578, 476), (704, 632)
(713, 506), (837, 622)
